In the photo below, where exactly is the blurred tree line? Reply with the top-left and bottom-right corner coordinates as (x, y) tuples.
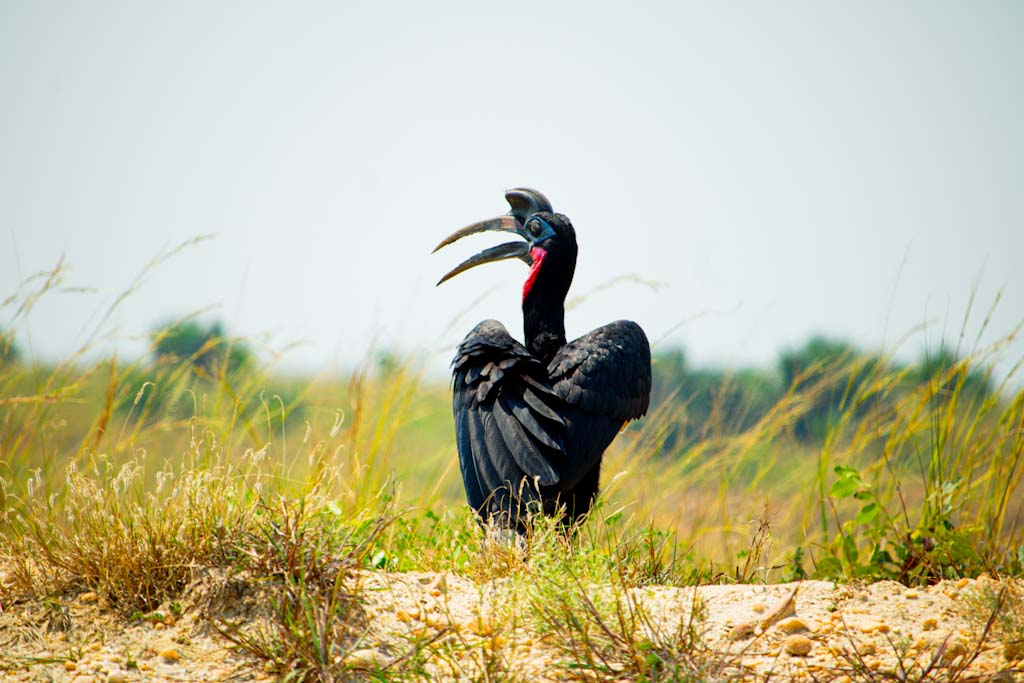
(117, 319), (256, 419)
(652, 335), (996, 447)
(150, 319), (252, 375)
(0, 323), (1000, 440)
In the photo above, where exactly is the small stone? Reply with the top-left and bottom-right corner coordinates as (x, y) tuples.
(71, 676), (95, 683)
(343, 648), (386, 669)
(107, 671), (128, 683)
(784, 634), (813, 656)
(751, 602), (766, 614)
(89, 643), (102, 652)
(160, 648), (181, 662)
(64, 661), (78, 671)
(1004, 640), (1024, 662)
(776, 617), (808, 633)
(904, 590), (919, 599)
(430, 588), (442, 597)
(154, 622), (165, 630)
(922, 617), (938, 631)
(940, 639), (968, 665)
(956, 578), (970, 589)
(728, 622), (756, 641)
(79, 592), (99, 604)
(858, 621), (890, 634)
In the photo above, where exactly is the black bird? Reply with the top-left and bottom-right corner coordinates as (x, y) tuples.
(434, 188), (652, 530)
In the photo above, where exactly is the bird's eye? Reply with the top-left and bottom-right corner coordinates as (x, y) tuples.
(528, 221), (542, 238)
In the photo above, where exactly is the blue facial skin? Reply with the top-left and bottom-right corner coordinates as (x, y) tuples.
(524, 217), (557, 246)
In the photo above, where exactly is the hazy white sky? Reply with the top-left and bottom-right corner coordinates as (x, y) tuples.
(2, 1), (1022, 376)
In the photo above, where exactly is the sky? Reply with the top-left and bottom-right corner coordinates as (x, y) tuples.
(2, 1), (1022, 378)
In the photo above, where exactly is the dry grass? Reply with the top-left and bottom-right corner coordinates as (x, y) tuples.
(2, 256), (1024, 680)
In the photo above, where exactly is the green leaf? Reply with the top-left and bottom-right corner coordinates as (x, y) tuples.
(829, 476), (859, 498)
(833, 465), (860, 478)
(855, 502), (880, 525)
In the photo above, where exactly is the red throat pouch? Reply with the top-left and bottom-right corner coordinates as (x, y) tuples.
(522, 247), (547, 302)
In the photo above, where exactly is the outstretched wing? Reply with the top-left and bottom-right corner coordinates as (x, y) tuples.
(452, 319), (566, 519)
(545, 320), (652, 493)
(549, 320), (651, 421)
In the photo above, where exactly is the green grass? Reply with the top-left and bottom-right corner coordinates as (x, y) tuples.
(2, 258), (1023, 680)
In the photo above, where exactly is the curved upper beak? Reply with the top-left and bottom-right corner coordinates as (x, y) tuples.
(433, 188), (552, 286)
(431, 214), (524, 254)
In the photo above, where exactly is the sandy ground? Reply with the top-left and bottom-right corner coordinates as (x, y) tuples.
(2, 571), (1023, 681)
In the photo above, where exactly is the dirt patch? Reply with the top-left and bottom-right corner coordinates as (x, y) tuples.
(3, 572), (1023, 681)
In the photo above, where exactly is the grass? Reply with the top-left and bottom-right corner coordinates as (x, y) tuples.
(2, 258), (1024, 680)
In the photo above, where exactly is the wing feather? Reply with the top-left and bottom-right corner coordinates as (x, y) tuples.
(521, 386), (566, 425)
(549, 320), (652, 422)
(499, 393), (564, 454)
(452, 320), (566, 520)
(494, 395), (559, 484)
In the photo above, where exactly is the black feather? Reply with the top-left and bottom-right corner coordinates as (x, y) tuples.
(521, 387), (565, 425)
(493, 396), (559, 485)
(501, 394), (563, 453)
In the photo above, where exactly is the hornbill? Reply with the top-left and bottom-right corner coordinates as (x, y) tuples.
(433, 188), (652, 530)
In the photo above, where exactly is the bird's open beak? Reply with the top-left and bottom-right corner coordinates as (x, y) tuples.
(433, 188), (552, 286)
(433, 212), (531, 285)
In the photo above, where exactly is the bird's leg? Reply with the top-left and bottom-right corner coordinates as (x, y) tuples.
(482, 521), (527, 555)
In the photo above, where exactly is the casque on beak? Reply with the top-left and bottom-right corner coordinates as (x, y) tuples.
(433, 188), (553, 286)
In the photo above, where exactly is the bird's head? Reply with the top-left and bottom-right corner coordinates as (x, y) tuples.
(434, 188), (577, 302)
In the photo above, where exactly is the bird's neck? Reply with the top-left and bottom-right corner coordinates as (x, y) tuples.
(523, 301), (566, 365)
(522, 250), (574, 364)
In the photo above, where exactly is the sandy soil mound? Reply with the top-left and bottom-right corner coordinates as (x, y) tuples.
(2, 572), (1022, 681)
